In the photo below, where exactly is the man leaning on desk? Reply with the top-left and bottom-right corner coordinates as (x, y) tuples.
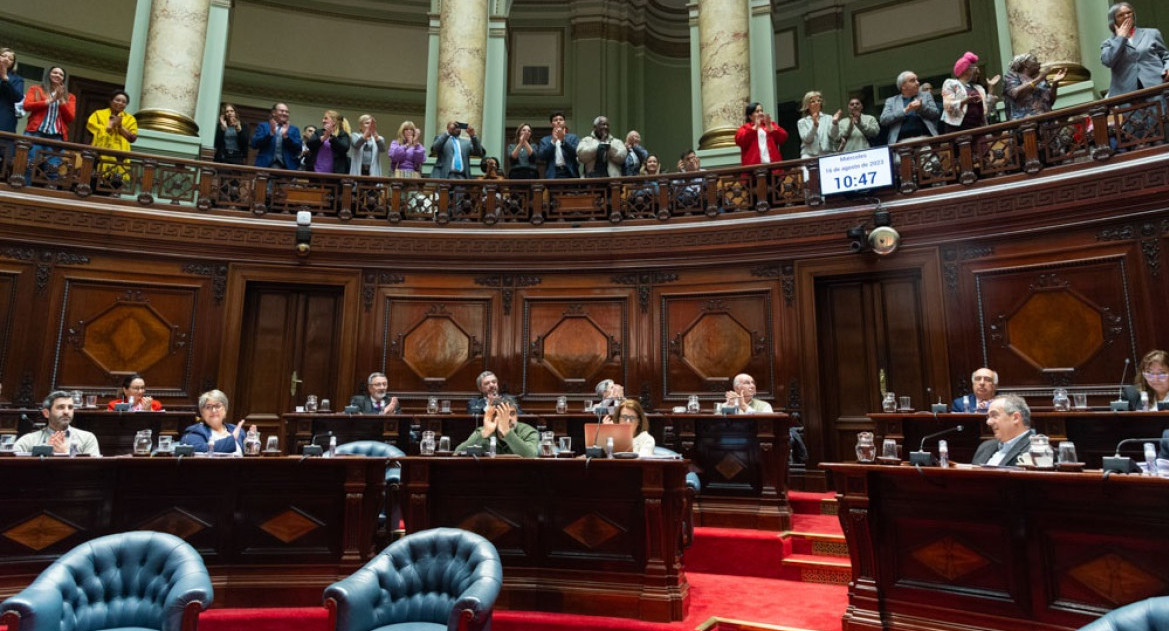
(455, 399), (538, 457)
(952, 367), (998, 412)
(971, 394), (1033, 466)
(14, 390), (101, 456)
(348, 371), (401, 414)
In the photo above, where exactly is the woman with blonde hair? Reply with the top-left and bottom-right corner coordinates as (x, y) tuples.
(388, 120), (426, 178)
(306, 109), (351, 174)
(796, 91), (828, 159)
(349, 114), (387, 177)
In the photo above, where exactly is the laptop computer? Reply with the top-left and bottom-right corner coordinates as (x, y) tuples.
(582, 422), (635, 453)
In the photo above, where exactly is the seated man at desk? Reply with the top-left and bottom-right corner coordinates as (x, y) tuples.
(348, 371), (400, 414)
(466, 370), (523, 415)
(593, 379), (624, 412)
(972, 394), (1033, 466)
(952, 367), (998, 412)
(455, 399), (537, 457)
(14, 390), (101, 456)
(724, 373), (772, 413)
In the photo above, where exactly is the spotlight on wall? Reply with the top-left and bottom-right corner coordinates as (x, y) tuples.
(846, 226), (867, 253)
(868, 208), (900, 256)
(296, 210), (312, 257)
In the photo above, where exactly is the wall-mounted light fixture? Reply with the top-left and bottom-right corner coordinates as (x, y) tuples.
(296, 210), (312, 257)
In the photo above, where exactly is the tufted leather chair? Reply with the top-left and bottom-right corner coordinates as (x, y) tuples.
(0, 531), (213, 631)
(324, 527), (501, 631)
(1079, 597), (1169, 631)
(335, 441), (407, 542)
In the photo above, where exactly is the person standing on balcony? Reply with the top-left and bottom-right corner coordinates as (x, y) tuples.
(1002, 54), (1067, 120)
(879, 70), (939, 144)
(87, 89), (138, 188)
(1100, 2), (1169, 98)
(251, 102), (301, 170)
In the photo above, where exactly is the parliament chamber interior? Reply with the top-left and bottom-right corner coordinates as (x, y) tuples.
(2, 1), (1169, 631)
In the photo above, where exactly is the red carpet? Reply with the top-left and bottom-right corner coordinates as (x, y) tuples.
(200, 572), (847, 631)
(685, 527), (790, 578)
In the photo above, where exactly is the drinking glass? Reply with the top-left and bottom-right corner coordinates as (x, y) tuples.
(438, 435), (451, 452)
(881, 438), (898, 460)
(558, 436), (571, 453)
(127, 395), (137, 410)
(133, 430), (152, 455)
(427, 397), (439, 415)
(0, 434), (15, 452)
(420, 430), (436, 455)
(898, 396), (912, 411)
(84, 394), (97, 408)
(265, 435), (280, 452)
(555, 396), (568, 414)
(320, 399), (331, 412)
(584, 399), (594, 412)
(440, 400), (451, 413)
(157, 435), (173, 453)
(1057, 441), (1078, 464)
(305, 395), (318, 413)
(1072, 393), (1087, 409)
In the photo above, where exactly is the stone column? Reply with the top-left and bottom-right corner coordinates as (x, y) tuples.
(696, 0), (751, 150)
(136, 0), (211, 137)
(435, 0), (489, 135)
(1003, 0), (1088, 82)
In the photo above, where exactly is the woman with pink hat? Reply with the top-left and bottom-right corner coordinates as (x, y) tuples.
(941, 51), (1000, 133)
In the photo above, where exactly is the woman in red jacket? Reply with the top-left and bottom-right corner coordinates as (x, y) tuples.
(735, 102), (788, 166)
(23, 66), (75, 181)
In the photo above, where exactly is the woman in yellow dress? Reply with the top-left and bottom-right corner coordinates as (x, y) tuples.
(86, 89), (137, 188)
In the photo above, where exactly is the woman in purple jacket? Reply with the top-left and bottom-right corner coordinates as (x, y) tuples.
(388, 120), (426, 178)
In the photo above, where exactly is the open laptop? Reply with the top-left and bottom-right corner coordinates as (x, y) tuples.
(582, 422), (635, 453)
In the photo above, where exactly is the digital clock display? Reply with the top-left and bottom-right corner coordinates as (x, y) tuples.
(818, 147), (894, 195)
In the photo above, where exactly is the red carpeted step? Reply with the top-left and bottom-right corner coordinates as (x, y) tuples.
(779, 553), (852, 586)
(791, 513), (843, 536)
(199, 607), (328, 631)
(686, 527), (791, 578)
(788, 491), (837, 516)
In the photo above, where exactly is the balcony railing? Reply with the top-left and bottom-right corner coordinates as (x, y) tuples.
(1, 83), (1166, 226)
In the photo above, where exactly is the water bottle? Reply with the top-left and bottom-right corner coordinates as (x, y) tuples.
(327, 435), (336, 458)
(938, 439), (949, 468)
(1140, 391), (1150, 412)
(488, 436), (497, 457)
(605, 436), (614, 458)
(1144, 442), (1158, 476)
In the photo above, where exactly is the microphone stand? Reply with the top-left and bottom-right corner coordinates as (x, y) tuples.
(909, 425), (964, 466)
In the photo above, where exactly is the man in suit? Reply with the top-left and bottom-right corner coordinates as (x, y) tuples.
(972, 394), (1033, 466)
(952, 367), (998, 412)
(348, 371), (400, 414)
(429, 120), (483, 179)
(1100, 3), (1169, 98)
(466, 370), (522, 415)
(250, 102), (301, 169)
(879, 70), (939, 144)
(537, 111), (580, 179)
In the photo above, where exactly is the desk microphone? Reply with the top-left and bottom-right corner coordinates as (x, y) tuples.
(586, 422), (605, 458)
(1102, 437), (1162, 473)
(909, 425), (964, 466)
(1110, 358), (1132, 411)
(303, 430), (331, 457)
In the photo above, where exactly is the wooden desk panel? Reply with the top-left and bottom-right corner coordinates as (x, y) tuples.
(401, 456), (690, 622)
(824, 463), (1169, 631)
(871, 411), (1169, 467)
(0, 457), (386, 605)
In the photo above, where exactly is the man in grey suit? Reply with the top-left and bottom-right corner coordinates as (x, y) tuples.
(971, 394), (1033, 467)
(1100, 3), (1169, 98)
(430, 120), (483, 179)
(879, 70), (939, 144)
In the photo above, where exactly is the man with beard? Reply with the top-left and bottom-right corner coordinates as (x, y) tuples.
(15, 391), (101, 455)
(577, 115), (628, 178)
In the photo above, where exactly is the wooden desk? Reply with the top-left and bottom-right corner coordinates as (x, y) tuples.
(0, 456), (386, 605)
(401, 456), (691, 622)
(824, 463), (1169, 631)
(871, 411), (1169, 467)
(281, 412), (412, 454)
(1, 408), (191, 456)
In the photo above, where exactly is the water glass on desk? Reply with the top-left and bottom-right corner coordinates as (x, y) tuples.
(558, 436), (571, 453)
(438, 435), (451, 452)
(1072, 393), (1087, 410)
(1057, 441), (1078, 464)
(898, 396), (912, 412)
(84, 394), (97, 408)
(881, 438), (899, 460)
(440, 399), (451, 414)
(539, 431), (556, 457)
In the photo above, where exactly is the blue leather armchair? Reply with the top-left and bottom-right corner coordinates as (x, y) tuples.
(335, 440), (407, 542)
(1079, 597), (1169, 631)
(324, 527), (502, 631)
(0, 531), (213, 631)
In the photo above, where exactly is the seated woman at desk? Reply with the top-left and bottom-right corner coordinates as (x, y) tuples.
(180, 389), (246, 454)
(1123, 350), (1169, 411)
(107, 374), (162, 411)
(602, 398), (655, 456)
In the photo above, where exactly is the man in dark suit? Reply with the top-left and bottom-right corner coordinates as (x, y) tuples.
(952, 367), (998, 412)
(430, 120), (483, 179)
(348, 372), (400, 415)
(537, 111), (580, 179)
(972, 394), (1033, 466)
(466, 370), (522, 415)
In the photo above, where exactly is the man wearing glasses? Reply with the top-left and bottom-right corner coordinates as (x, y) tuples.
(952, 368), (998, 412)
(972, 395), (1033, 466)
(348, 372), (401, 415)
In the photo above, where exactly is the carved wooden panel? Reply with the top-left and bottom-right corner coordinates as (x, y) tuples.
(0, 271), (17, 386)
(385, 298), (490, 397)
(661, 292), (774, 400)
(522, 298), (627, 398)
(54, 279), (199, 397)
(974, 256), (1135, 392)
